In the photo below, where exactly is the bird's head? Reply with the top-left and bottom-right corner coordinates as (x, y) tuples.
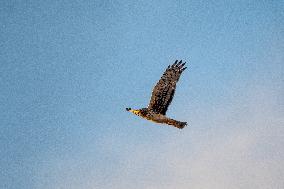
(126, 108), (147, 117)
(126, 107), (140, 115)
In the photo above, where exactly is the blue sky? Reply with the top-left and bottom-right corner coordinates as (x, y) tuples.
(1, 1), (283, 188)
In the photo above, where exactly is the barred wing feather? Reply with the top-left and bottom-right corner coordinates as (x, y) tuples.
(148, 60), (187, 115)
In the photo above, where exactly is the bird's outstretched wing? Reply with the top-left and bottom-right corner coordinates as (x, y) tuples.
(148, 60), (187, 115)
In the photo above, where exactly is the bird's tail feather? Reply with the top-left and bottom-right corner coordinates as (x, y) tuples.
(166, 119), (187, 129)
(175, 121), (187, 129)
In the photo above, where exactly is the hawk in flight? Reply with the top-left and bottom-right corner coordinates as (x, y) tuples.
(126, 60), (187, 129)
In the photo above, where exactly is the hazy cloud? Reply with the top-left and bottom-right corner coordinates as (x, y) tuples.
(35, 84), (283, 189)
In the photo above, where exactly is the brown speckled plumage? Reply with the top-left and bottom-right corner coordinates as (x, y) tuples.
(126, 60), (187, 129)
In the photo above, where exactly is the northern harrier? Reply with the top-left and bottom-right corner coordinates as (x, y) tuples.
(126, 60), (187, 129)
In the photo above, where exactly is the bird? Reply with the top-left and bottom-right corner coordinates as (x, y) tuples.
(126, 60), (188, 129)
